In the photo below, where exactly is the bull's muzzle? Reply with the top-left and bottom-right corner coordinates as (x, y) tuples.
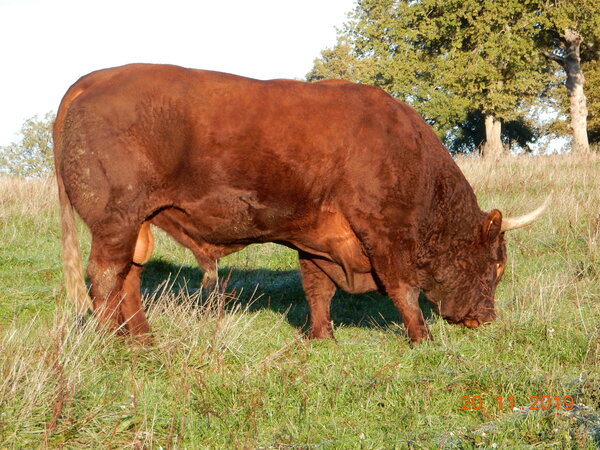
(461, 318), (481, 329)
(461, 316), (494, 328)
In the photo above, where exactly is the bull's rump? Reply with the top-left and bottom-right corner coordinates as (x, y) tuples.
(57, 64), (432, 251)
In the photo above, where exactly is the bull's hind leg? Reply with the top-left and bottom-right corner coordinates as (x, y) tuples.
(87, 219), (151, 341)
(119, 222), (154, 337)
(299, 253), (337, 339)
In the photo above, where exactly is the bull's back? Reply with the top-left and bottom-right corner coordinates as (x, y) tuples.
(60, 65), (411, 188)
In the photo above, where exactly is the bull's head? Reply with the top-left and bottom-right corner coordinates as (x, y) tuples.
(424, 196), (550, 328)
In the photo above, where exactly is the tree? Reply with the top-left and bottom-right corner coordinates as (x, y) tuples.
(308, 0), (552, 157)
(307, 38), (370, 83)
(584, 59), (600, 146)
(537, 0), (600, 154)
(0, 112), (55, 177)
(450, 111), (539, 155)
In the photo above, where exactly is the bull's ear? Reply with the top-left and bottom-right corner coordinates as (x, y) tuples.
(482, 209), (503, 243)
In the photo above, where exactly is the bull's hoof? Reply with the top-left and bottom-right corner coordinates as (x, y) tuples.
(129, 332), (155, 347)
(201, 271), (218, 290)
(408, 327), (433, 345)
(307, 326), (335, 340)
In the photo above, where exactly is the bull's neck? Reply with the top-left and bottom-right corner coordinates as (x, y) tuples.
(415, 167), (484, 280)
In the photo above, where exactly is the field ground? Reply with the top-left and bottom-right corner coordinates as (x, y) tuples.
(0, 155), (599, 448)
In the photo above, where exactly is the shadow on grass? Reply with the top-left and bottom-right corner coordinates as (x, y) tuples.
(141, 259), (438, 334)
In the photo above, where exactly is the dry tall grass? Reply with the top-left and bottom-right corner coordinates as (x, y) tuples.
(0, 281), (265, 446)
(0, 175), (57, 220)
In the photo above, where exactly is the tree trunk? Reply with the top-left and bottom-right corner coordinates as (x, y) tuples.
(564, 28), (590, 155)
(480, 115), (504, 159)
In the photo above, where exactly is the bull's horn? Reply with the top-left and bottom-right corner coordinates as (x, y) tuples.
(501, 195), (551, 232)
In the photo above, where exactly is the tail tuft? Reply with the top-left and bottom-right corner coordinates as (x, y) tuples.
(56, 173), (92, 315)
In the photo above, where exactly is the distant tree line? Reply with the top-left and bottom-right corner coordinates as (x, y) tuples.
(0, 112), (55, 178)
(307, 0), (600, 157)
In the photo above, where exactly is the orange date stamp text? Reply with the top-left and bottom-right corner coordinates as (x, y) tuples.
(460, 395), (575, 411)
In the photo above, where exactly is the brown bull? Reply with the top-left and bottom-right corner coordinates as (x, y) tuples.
(53, 64), (547, 344)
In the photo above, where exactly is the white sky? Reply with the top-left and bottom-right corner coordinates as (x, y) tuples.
(0, 0), (356, 147)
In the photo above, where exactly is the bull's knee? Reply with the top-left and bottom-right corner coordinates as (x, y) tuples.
(133, 222), (154, 265)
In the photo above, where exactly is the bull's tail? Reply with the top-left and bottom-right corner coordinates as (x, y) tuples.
(54, 88), (93, 315)
(56, 172), (92, 315)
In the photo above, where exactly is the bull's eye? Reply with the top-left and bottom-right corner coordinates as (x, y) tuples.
(496, 262), (505, 279)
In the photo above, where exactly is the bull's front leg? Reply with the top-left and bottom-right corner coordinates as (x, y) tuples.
(387, 284), (432, 344)
(298, 253), (337, 339)
(359, 234), (432, 344)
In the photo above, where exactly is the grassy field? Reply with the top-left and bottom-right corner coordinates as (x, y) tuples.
(0, 155), (599, 448)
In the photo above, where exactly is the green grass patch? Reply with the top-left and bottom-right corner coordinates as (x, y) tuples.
(1, 156), (599, 447)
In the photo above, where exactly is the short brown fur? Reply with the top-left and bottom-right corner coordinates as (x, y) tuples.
(54, 64), (524, 343)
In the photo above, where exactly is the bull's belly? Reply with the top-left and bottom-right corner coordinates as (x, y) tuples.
(152, 200), (379, 294)
(176, 188), (293, 243)
(162, 192), (373, 275)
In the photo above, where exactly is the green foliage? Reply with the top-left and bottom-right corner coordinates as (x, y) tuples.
(309, 0), (600, 153)
(0, 112), (55, 178)
(307, 38), (370, 83)
(449, 111), (540, 154)
(534, 0), (600, 145)
(535, 0), (600, 52)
